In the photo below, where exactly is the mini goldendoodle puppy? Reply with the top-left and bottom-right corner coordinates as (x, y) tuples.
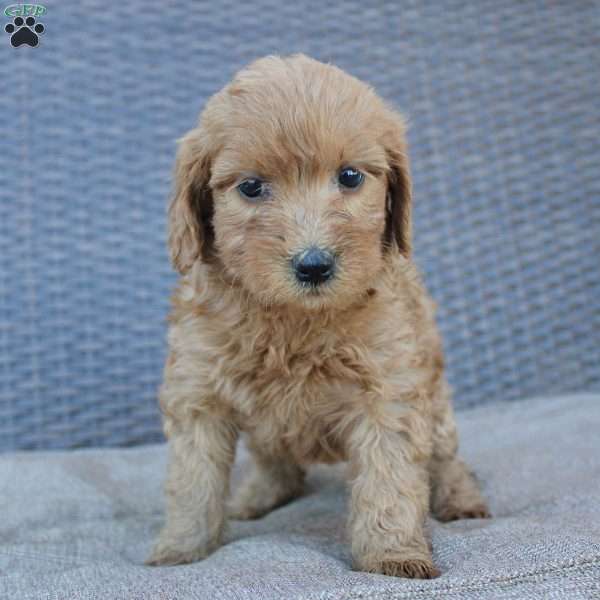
(147, 54), (489, 578)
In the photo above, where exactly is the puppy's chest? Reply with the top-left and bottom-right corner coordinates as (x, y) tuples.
(224, 326), (371, 463)
(229, 332), (364, 408)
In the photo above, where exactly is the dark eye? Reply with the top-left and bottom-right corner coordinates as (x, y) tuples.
(238, 178), (267, 200)
(338, 167), (364, 189)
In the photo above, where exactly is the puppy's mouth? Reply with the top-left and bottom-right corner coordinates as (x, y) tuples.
(294, 275), (339, 307)
(302, 283), (329, 295)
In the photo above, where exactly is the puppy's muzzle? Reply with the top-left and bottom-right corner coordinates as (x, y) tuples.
(291, 247), (335, 286)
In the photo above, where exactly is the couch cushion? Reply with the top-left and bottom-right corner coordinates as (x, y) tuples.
(2, 394), (599, 599)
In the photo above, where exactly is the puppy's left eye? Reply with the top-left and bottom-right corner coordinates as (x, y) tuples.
(338, 167), (365, 189)
(238, 178), (268, 200)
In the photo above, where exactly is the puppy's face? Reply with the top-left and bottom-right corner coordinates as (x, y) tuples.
(169, 55), (412, 311)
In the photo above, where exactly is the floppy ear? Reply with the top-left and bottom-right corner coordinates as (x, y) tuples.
(168, 128), (215, 273)
(382, 115), (412, 258)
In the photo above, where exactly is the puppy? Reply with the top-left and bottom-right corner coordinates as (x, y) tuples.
(147, 54), (489, 578)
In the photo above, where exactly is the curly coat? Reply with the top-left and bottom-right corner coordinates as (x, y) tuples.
(147, 54), (489, 578)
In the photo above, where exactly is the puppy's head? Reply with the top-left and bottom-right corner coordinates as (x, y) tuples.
(169, 54), (412, 310)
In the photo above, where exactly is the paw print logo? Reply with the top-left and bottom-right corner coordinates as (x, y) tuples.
(5, 16), (44, 47)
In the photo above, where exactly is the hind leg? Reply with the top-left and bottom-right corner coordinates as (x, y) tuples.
(430, 456), (490, 521)
(228, 439), (305, 520)
(429, 385), (490, 522)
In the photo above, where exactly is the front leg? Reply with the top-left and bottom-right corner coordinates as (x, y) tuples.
(147, 413), (238, 566)
(347, 407), (440, 579)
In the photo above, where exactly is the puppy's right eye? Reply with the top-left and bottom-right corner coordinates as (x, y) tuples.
(238, 178), (267, 200)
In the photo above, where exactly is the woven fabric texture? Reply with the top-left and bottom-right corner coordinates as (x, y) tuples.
(2, 394), (600, 599)
(1, 1), (599, 450)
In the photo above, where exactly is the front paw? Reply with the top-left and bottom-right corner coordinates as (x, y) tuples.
(374, 558), (440, 579)
(145, 531), (218, 566)
(355, 553), (440, 579)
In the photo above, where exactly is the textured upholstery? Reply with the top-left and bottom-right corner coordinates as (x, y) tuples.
(1, 1), (599, 450)
(2, 394), (599, 599)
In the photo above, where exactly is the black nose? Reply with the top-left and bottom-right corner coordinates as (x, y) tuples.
(292, 247), (335, 286)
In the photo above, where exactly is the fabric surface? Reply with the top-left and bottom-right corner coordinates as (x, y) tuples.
(1, 1), (600, 450)
(2, 393), (599, 599)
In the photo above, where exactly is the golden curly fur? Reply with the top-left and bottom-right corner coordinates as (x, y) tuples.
(147, 54), (490, 578)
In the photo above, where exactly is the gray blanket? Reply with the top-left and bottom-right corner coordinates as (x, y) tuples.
(2, 394), (599, 599)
